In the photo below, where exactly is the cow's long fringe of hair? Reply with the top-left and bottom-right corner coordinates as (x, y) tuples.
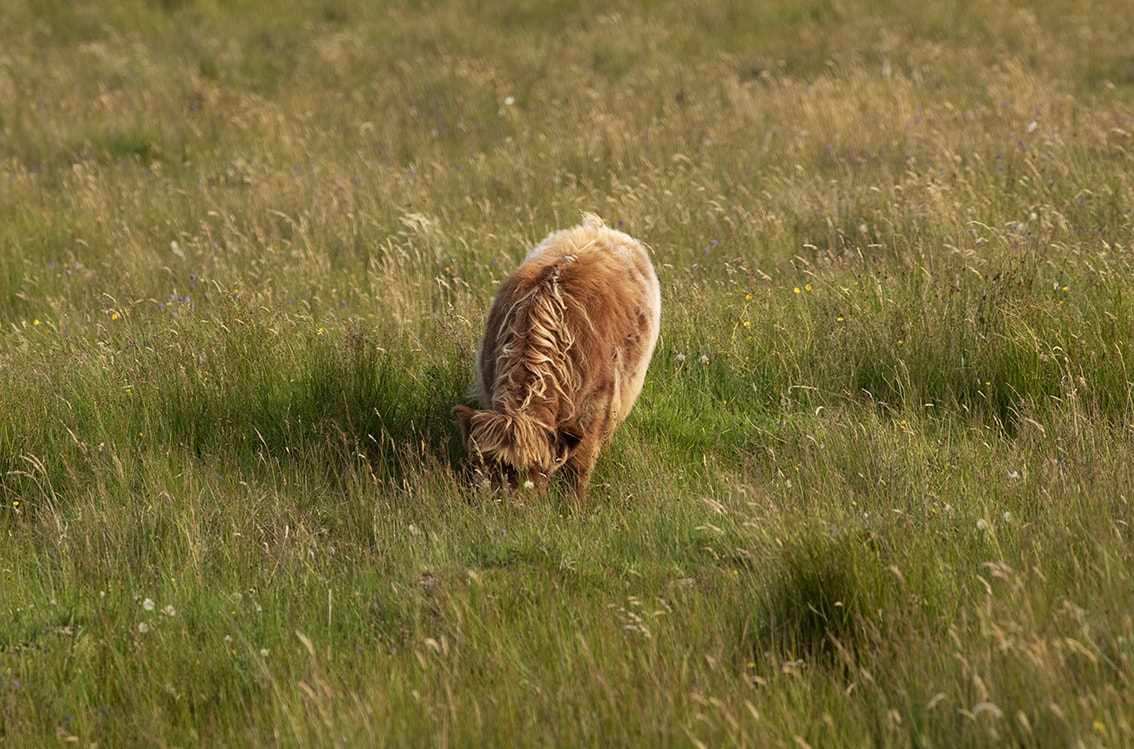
(465, 410), (553, 471)
(474, 260), (582, 469)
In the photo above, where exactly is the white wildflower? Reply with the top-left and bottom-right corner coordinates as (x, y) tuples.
(138, 622), (150, 634)
(163, 605), (176, 617)
(143, 598), (155, 612)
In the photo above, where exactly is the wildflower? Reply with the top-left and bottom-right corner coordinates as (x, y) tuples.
(976, 519), (988, 531)
(699, 355), (709, 365)
(260, 648), (270, 657)
(675, 353), (686, 363)
(1002, 511), (1013, 523)
(836, 316), (844, 322)
(745, 293), (753, 301)
(111, 312), (120, 321)
(743, 321), (751, 328)
(163, 605), (176, 617)
(504, 96), (515, 107)
(143, 598), (155, 612)
(804, 283), (812, 292)
(522, 479), (535, 490)
(793, 287), (801, 294)
(138, 622), (150, 633)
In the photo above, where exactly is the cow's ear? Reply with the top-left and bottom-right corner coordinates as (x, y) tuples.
(554, 426), (583, 465)
(452, 405), (476, 443)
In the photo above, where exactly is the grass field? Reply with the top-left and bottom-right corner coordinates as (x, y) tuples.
(3, 0), (1134, 745)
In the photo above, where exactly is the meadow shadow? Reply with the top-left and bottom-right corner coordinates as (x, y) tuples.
(161, 322), (470, 492)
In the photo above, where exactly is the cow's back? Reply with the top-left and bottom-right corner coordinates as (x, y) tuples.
(508, 217), (660, 428)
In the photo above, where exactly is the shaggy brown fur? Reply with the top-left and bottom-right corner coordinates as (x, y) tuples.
(453, 214), (661, 500)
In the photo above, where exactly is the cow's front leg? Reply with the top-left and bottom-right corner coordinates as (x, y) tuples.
(559, 437), (598, 502)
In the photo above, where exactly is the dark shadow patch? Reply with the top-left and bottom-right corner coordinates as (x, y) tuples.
(155, 317), (470, 494)
(739, 530), (889, 670)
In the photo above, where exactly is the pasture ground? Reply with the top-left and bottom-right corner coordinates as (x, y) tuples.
(2, 0), (1134, 745)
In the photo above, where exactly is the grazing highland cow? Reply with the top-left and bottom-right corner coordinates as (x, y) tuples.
(453, 214), (661, 500)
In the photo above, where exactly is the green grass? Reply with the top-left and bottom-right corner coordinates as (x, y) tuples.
(3, 0), (1134, 745)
